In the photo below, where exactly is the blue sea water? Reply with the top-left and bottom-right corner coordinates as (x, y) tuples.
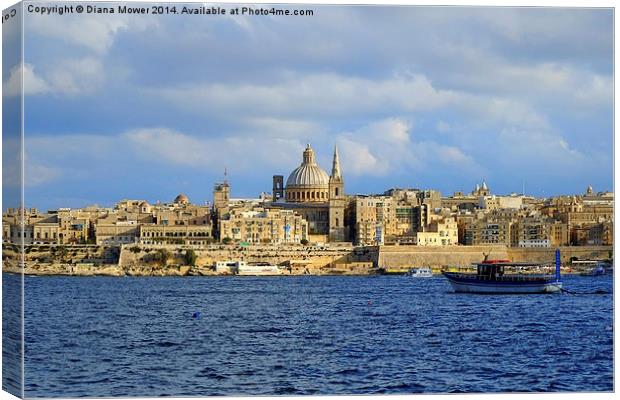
(4, 273), (614, 397)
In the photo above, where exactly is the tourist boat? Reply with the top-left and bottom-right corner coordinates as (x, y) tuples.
(442, 250), (563, 294)
(406, 267), (433, 277)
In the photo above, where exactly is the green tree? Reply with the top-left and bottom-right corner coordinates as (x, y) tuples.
(185, 249), (198, 266)
(222, 237), (232, 245)
(57, 246), (68, 262)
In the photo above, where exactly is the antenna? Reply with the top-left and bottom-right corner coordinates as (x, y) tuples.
(224, 167), (228, 184)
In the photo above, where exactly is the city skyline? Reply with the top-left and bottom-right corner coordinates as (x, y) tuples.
(3, 5), (613, 210)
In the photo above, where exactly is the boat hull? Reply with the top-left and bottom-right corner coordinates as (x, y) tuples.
(443, 272), (562, 294)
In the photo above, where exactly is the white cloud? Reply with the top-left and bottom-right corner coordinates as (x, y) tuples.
(337, 137), (384, 176)
(2, 137), (61, 187)
(3, 63), (50, 97)
(336, 118), (481, 178)
(47, 57), (105, 95)
(123, 128), (303, 172)
(27, 14), (156, 54)
(24, 161), (61, 186)
(4, 58), (106, 96)
(243, 117), (324, 140)
(497, 127), (584, 167)
(155, 72), (458, 118)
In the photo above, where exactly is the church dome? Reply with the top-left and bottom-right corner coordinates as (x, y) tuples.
(174, 194), (190, 205)
(286, 145), (329, 188)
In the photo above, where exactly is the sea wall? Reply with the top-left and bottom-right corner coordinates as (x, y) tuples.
(376, 244), (613, 272)
(118, 243), (376, 275)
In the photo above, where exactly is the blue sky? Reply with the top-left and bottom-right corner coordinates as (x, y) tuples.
(3, 4), (613, 210)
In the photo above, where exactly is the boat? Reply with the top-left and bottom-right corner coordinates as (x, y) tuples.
(442, 250), (563, 294)
(406, 267), (433, 277)
(238, 262), (282, 276)
(579, 261), (609, 276)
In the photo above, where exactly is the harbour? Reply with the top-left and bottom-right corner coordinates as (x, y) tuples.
(11, 273), (613, 397)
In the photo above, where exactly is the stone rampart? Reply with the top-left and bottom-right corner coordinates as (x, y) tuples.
(376, 244), (612, 270)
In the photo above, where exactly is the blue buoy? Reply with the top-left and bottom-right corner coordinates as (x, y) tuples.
(192, 312), (201, 319)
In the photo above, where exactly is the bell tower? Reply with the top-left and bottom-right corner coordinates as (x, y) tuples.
(329, 145), (346, 242)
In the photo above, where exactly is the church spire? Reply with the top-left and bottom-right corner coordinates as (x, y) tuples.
(331, 144), (342, 180)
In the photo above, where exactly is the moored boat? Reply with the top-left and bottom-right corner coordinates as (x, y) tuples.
(579, 261), (609, 276)
(442, 250), (563, 294)
(406, 267), (433, 277)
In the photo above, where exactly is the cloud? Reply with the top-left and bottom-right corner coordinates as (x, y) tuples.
(155, 72), (458, 119)
(24, 161), (61, 187)
(4, 58), (105, 97)
(2, 137), (61, 187)
(242, 117), (324, 140)
(496, 126), (585, 170)
(24, 127), (307, 177)
(3, 63), (50, 97)
(47, 57), (105, 95)
(27, 13), (156, 54)
(336, 118), (481, 178)
(17, 7), (613, 203)
(21, 13), (157, 98)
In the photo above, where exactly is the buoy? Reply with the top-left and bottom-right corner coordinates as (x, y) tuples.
(192, 312), (201, 319)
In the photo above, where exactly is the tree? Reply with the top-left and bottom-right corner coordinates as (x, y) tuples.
(129, 246), (142, 254)
(222, 237), (232, 245)
(185, 249), (197, 266)
(144, 248), (172, 266)
(57, 246), (68, 262)
(300, 239), (309, 246)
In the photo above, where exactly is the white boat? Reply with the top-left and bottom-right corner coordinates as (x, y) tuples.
(238, 263), (282, 276)
(407, 267), (433, 277)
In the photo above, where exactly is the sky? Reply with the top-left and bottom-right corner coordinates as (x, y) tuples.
(2, 3), (614, 210)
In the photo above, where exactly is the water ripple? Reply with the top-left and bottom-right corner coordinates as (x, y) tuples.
(4, 273), (612, 397)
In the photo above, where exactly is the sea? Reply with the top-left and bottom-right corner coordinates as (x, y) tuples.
(2, 273), (614, 397)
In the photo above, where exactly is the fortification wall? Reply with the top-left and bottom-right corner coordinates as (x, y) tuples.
(119, 244), (357, 269)
(376, 245), (612, 270)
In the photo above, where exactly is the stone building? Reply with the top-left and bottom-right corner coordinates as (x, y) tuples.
(138, 195), (214, 245)
(2, 208), (61, 244)
(353, 195), (394, 245)
(96, 221), (140, 245)
(588, 221), (613, 246)
(415, 217), (458, 246)
(464, 218), (513, 245)
(513, 217), (552, 248)
(219, 207), (307, 244)
(140, 224), (213, 245)
(57, 209), (93, 244)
